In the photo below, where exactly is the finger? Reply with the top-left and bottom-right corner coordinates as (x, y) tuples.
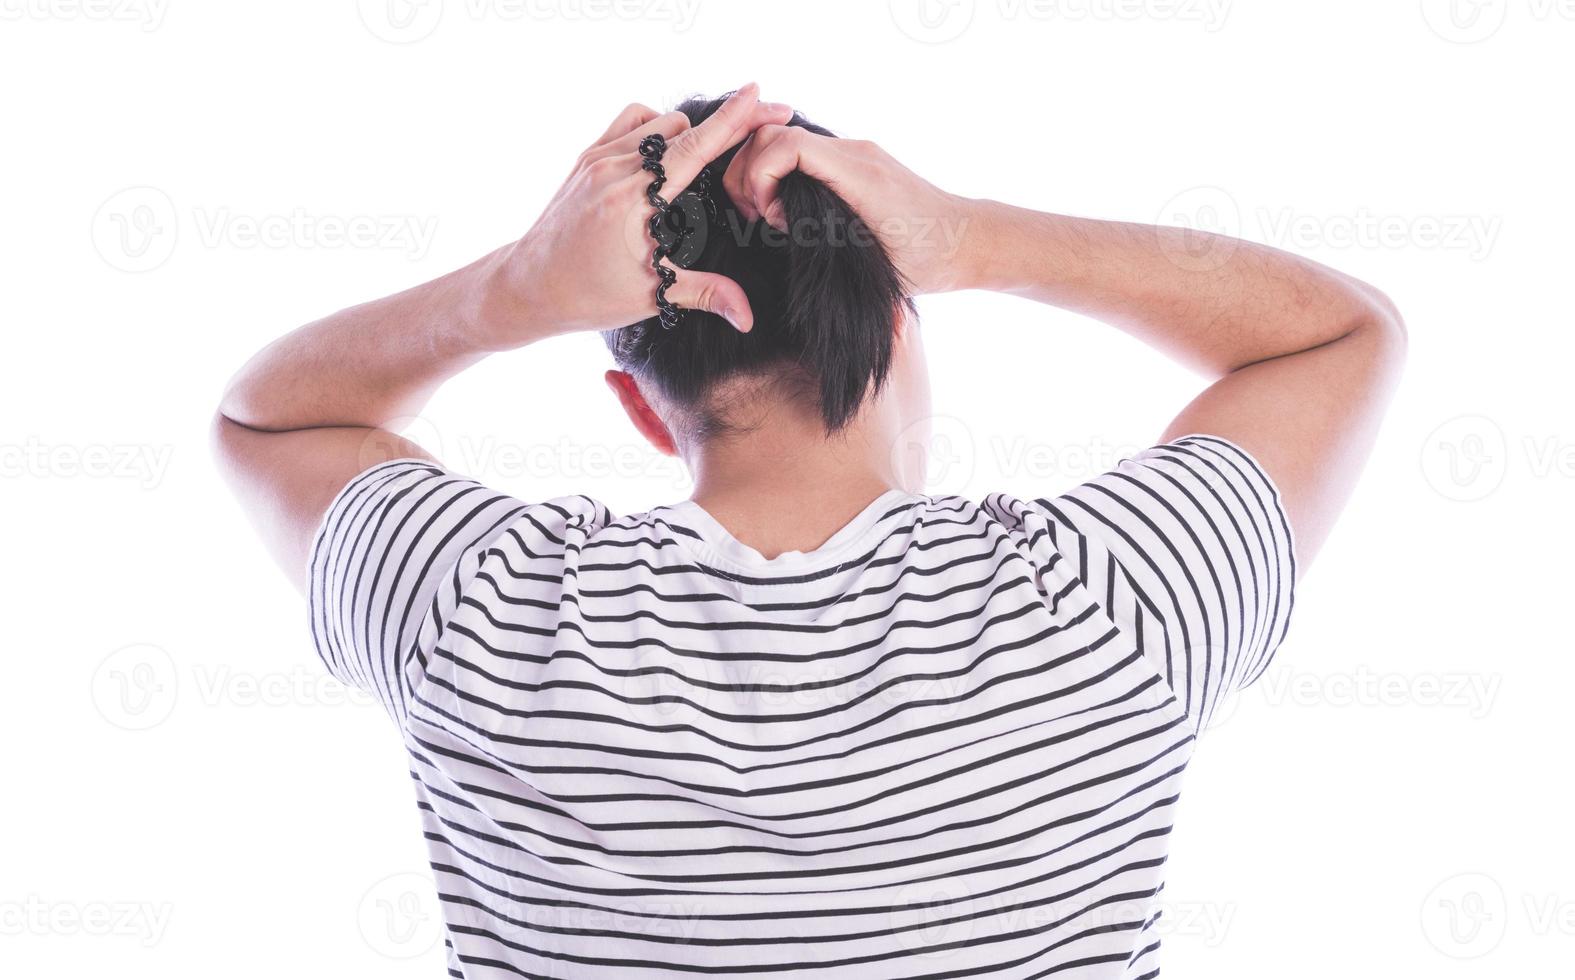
(662, 268), (754, 333)
(585, 110), (690, 163)
(722, 125), (798, 224)
(669, 98), (791, 193)
(592, 102), (658, 148)
(729, 125), (837, 230)
(721, 129), (768, 222)
(664, 84), (792, 190)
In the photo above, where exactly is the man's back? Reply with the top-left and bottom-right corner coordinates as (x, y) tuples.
(217, 86), (1399, 977)
(309, 434), (1293, 978)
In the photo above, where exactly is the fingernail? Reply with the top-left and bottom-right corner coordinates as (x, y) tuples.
(761, 101), (792, 114)
(721, 308), (747, 332)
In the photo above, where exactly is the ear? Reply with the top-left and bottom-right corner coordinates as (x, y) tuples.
(604, 370), (679, 457)
(892, 302), (912, 342)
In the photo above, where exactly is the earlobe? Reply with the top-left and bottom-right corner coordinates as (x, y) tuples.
(605, 370), (679, 457)
(893, 303), (917, 342)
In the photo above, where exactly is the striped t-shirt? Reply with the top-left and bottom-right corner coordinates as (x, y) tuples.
(308, 434), (1295, 979)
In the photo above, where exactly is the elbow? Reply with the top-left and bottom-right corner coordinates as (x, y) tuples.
(215, 370), (247, 430)
(215, 381), (284, 434)
(1344, 283), (1408, 373)
(1360, 288), (1411, 371)
(208, 410), (240, 489)
(216, 368), (261, 431)
(209, 410), (245, 469)
(1363, 286), (1407, 349)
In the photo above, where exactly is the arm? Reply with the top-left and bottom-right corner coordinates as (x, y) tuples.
(211, 247), (508, 583)
(724, 131), (1405, 568)
(965, 203), (1406, 566)
(214, 88), (790, 589)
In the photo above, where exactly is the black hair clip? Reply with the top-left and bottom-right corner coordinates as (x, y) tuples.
(639, 133), (723, 330)
(637, 134), (682, 330)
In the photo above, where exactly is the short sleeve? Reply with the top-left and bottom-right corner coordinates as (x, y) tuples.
(307, 459), (529, 721)
(1032, 435), (1297, 732)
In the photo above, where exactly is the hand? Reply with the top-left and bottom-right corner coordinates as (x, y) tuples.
(722, 125), (980, 295)
(494, 85), (793, 346)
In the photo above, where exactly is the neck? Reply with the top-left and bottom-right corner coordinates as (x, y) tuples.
(685, 397), (901, 560)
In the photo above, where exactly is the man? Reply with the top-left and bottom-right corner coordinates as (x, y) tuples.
(214, 85), (1403, 977)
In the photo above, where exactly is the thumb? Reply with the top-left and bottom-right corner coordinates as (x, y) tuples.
(663, 269), (754, 332)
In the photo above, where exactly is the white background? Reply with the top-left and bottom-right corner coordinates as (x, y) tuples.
(3, 0), (1571, 976)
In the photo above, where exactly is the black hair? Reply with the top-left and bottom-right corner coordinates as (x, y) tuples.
(602, 95), (913, 438)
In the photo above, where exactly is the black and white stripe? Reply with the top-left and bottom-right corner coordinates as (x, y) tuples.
(308, 435), (1295, 978)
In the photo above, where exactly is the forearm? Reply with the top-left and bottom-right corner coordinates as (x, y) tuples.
(218, 244), (536, 433)
(962, 200), (1399, 376)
